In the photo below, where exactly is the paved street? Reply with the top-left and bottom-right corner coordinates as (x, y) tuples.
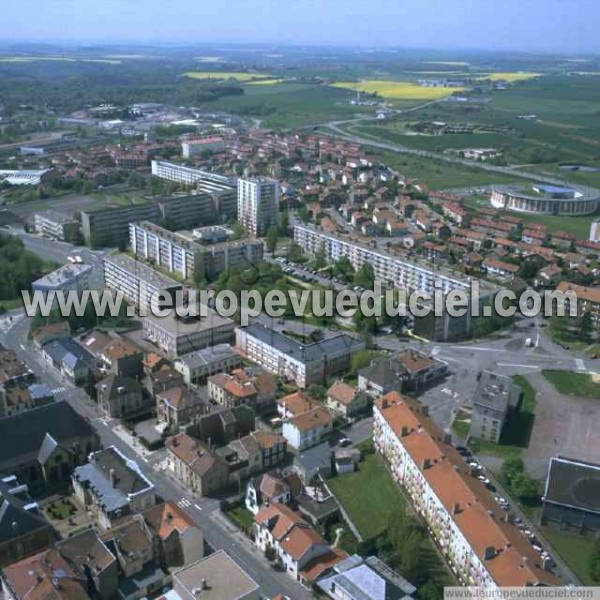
(0, 312), (312, 600)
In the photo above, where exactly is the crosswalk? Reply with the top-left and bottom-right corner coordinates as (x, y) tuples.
(177, 498), (192, 509)
(52, 387), (67, 395)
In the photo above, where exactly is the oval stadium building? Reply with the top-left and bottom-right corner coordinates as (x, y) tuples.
(490, 183), (600, 216)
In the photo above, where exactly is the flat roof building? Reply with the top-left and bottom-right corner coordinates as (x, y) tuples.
(103, 254), (182, 310)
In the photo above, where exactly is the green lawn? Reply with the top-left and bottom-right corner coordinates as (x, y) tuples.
(542, 527), (598, 585)
(542, 370), (600, 399)
(224, 503), (255, 534)
(328, 448), (405, 540)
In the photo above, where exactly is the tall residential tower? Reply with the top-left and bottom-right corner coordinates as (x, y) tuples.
(237, 177), (280, 237)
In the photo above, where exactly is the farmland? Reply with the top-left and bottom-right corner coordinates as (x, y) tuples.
(331, 80), (465, 101)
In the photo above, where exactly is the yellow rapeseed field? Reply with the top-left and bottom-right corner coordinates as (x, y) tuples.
(479, 72), (541, 81)
(331, 80), (465, 100)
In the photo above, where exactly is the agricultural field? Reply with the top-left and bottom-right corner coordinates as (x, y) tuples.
(478, 72), (541, 82)
(331, 79), (465, 101)
(0, 56), (121, 64)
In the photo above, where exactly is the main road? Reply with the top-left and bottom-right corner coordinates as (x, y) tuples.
(0, 311), (311, 600)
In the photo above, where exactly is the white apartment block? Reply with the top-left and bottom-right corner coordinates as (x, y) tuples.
(373, 392), (559, 588)
(181, 137), (225, 158)
(235, 324), (364, 388)
(32, 263), (92, 298)
(294, 224), (471, 296)
(151, 160), (233, 186)
(129, 221), (264, 281)
(103, 254), (182, 311)
(237, 177), (280, 237)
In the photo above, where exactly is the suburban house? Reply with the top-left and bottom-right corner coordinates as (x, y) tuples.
(276, 391), (318, 419)
(282, 406), (334, 450)
(42, 337), (94, 386)
(481, 258), (519, 280)
(245, 471), (293, 515)
(253, 503), (346, 585)
(72, 446), (156, 529)
(98, 338), (144, 379)
(96, 374), (147, 419)
(358, 349), (448, 396)
(326, 381), (370, 418)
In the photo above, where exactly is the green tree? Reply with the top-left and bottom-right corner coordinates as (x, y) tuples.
(580, 311), (593, 342)
(333, 256), (355, 282)
(286, 244), (305, 263)
(278, 211), (289, 236)
(307, 383), (327, 401)
(314, 245), (327, 270)
(354, 263), (375, 289)
(266, 226), (279, 254)
(231, 222), (245, 240)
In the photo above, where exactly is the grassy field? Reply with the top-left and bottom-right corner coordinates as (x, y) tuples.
(327, 450), (405, 539)
(331, 80), (465, 101)
(542, 527), (597, 585)
(183, 71), (270, 81)
(374, 149), (521, 189)
(207, 82), (364, 128)
(542, 370), (600, 399)
(224, 503), (255, 534)
(479, 72), (541, 82)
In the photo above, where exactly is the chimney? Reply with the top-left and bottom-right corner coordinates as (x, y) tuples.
(382, 398), (389, 409)
(109, 468), (117, 487)
(452, 502), (461, 515)
(443, 432), (452, 444)
(401, 426), (409, 437)
(422, 458), (431, 470)
(117, 386), (125, 394)
(484, 546), (496, 560)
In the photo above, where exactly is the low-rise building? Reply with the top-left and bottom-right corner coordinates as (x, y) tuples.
(254, 503), (346, 585)
(541, 456), (600, 532)
(0, 475), (56, 569)
(156, 386), (209, 430)
(245, 470), (294, 515)
(235, 324), (365, 388)
(171, 550), (260, 600)
(165, 433), (230, 497)
(317, 554), (417, 600)
(469, 371), (521, 444)
(482, 258), (519, 280)
(282, 406), (334, 451)
(557, 281), (600, 329)
(181, 137), (225, 158)
(143, 310), (235, 358)
(32, 263), (92, 305)
(42, 337), (94, 386)
(326, 381), (370, 418)
(173, 344), (241, 386)
(207, 367), (277, 411)
(96, 373), (147, 419)
(72, 446), (156, 529)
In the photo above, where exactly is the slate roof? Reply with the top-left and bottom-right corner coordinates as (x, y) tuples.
(0, 401), (95, 469)
(543, 456), (600, 513)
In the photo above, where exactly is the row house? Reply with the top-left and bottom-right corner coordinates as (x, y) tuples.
(481, 258), (519, 280)
(442, 202), (468, 225)
(373, 392), (561, 588)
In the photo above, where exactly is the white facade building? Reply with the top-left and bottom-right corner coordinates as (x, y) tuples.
(237, 177), (280, 237)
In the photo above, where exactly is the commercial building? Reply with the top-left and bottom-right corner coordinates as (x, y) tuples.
(103, 254), (182, 311)
(374, 392), (560, 587)
(129, 221), (264, 281)
(72, 446), (156, 529)
(541, 456), (600, 532)
(181, 137), (225, 158)
(469, 371), (521, 444)
(34, 209), (80, 241)
(294, 224), (493, 341)
(491, 183), (600, 216)
(237, 177), (280, 236)
(142, 310), (235, 358)
(173, 343), (241, 386)
(32, 263), (93, 304)
(235, 324), (365, 388)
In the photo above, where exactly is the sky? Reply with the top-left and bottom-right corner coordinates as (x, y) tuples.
(2, 0), (599, 54)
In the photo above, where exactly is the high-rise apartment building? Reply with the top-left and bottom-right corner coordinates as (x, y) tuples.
(237, 177), (280, 237)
